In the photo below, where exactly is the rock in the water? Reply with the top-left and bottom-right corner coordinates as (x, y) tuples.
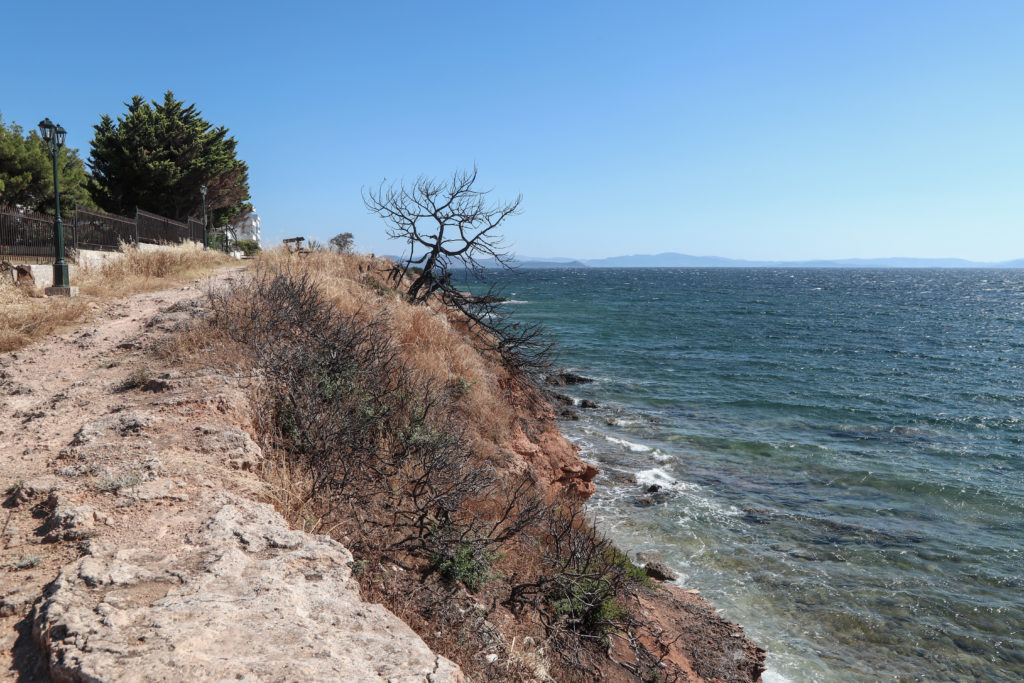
(645, 561), (679, 582)
(545, 371), (593, 387)
(549, 392), (574, 406)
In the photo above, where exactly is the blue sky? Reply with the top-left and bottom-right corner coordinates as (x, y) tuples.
(3, 1), (1022, 261)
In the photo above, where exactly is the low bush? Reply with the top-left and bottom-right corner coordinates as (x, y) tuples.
(204, 252), (659, 681)
(234, 239), (261, 256)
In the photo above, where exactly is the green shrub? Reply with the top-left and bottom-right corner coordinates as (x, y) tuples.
(235, 239), (261, 256)
(434, 541), (495, 592)
(607, 546), (652, 586)
(550, 575), (626, 637)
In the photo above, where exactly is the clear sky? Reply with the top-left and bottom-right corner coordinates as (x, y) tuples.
(3, 1), (1022, 261)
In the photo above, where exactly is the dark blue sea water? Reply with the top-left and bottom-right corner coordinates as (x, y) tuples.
(478, 268), (1024, 682)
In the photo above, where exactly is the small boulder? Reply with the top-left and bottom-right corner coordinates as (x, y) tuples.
(546, 371), (594, 387)
(644, 561), (678, 582)
(15, 265), (34, 288)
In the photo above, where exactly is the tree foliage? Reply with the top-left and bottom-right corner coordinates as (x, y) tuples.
(0, 113), (94, 218)
(330, 232), (354, 253)
(88, 91), (250, 226)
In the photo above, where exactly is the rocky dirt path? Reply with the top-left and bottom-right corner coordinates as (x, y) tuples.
(0, 271), (462, 682)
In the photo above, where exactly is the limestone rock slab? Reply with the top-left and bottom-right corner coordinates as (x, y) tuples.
(34, 498), (464, 682)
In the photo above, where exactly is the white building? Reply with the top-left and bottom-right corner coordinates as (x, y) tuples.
(230, 212), (261, 247)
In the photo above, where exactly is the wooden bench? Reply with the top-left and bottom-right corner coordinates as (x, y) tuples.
(283, 237), (309, 255)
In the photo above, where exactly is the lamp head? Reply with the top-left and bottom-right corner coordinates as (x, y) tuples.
(200, 184), (207, 197)
(54, 125), (67, 147)
(38, 118), (54, 142)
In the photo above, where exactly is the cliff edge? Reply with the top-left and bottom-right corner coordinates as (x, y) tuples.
(0, 262), (763, 681)
(0, 273), (461, 682)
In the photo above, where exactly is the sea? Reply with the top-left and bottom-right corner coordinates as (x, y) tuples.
(474, 267), (1023, 682)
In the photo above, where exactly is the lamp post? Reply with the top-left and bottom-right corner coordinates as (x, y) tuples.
(200, 184), (208, 250)
(38, 118), (74, 295)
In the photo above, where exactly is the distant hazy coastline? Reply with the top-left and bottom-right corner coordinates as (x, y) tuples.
(500, 252), (1024, 269)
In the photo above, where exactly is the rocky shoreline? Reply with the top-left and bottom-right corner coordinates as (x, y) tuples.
(0, 266), (764, 681)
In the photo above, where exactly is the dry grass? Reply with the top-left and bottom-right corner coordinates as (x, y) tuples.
(76, 242), (234, 297)
(248, 248), (514, 449)
(193, 249), (655, 681)
(0, 279), (89, 353)
(0, 242), (234, 354)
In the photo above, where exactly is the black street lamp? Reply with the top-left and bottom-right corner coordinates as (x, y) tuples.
(38, 118), (73, 294)
(200, 184), (208, 250)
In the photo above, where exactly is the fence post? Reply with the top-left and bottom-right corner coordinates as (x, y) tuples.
(134, 207), (140, 245)
(73, 201), (79, 256)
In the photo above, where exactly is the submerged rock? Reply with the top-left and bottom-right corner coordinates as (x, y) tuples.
(545, 371), (594, 387)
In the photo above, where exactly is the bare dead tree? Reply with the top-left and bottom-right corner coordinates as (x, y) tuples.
(363, 166), (522, 304)
(440, 285), (556, 378)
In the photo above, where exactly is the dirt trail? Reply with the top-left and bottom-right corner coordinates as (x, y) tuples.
(0, 270), (462, 682)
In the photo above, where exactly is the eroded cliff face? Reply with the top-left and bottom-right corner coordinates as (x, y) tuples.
(504, 380), (600, 499)
(500, 381), (766, 682)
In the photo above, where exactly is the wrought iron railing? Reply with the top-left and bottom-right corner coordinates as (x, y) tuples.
(1, 204), (207, 262)
(74, 206), (136, 252)
(136, 209), (190, 245)
(0, 206), (61, 264)
(187, 217), (204, 244)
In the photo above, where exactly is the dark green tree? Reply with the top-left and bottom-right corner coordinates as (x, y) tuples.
(88, 91), (250, 226)
(0, 113), (94, 218)
(330, 232), (354, 253)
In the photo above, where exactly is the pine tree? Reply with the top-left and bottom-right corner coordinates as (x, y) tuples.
(88, 91), (251, 225)
(0, 113), (94, 218)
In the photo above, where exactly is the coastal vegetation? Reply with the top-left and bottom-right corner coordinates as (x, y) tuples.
(2, 93), (250, 229)
(0, 113), (95, 218)
(188, 248), (676, 680)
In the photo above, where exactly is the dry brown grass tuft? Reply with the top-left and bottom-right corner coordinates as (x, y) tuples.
(248, 248), (513, 447)
(77, 242), (234, 297)
(0, 278), (90, 353)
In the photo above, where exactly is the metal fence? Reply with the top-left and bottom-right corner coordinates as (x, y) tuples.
(187, 217), (204, 243)
(0, 204), (205, 263)
(137, 209), (191, 245)
(75, 206), (136, 252)
(0, 206), (61, 264)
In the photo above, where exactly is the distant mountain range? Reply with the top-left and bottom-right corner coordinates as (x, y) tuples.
(383, 252), (1024, 269)
(507, 252), (1024, 269)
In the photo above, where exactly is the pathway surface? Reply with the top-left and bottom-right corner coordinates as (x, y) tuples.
(0, 271), (462, 682)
